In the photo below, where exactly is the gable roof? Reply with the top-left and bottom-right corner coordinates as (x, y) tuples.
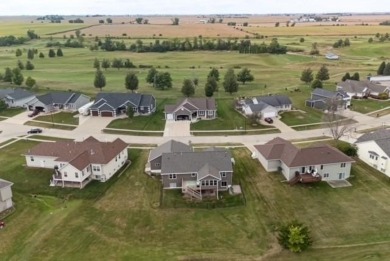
(255, 137), (354, 167)
(312, 88), (349, 99)
(254, 95), (292, 107)
(148, 140), (192, 162)
(165, 98), (216, 114)
(248, 101), (274, 113)
(355, 129), (390, 157)
(337, 80), (387, 94)
(0, 88), (34, 100)
(26, 137), (128, 171)
(90, 93), (154, 110)
(35, 92), (87, 105)
(0, 178), (13, 189)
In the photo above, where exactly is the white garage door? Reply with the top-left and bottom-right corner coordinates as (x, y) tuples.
(166, 114), (174, 120)
(263, 111), (277, 118)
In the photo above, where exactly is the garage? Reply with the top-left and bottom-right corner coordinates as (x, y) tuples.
(100, 111), (114, 117)
(166, 114), (174, 120)
(91, 110), (99, 116)
(262, 111), (277, 118)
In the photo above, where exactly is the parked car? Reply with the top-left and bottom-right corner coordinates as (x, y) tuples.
(28, 109), (40, 117)
(264, 117), (273, 124)
(27, 128), (43, 134)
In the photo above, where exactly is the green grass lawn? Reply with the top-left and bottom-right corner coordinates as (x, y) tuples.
(351, 99), (390, 114)
(280, 109), (324, 126)
(0, 107), (25, 117)
(2, 141), (390, 260)
(33, 112), (79, 125)
(25, 121), (76, 130)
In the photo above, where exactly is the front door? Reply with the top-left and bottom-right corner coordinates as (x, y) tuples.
(301, 167), (305, 173)
(339, 173), (345, 179)
(169, 183), (177, 188)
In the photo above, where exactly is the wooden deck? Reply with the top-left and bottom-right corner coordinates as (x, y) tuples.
(289, 173), (322, 185)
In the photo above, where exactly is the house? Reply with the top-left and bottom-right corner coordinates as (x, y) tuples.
(25, 137), (129, 189)
(240, 95), (292, 118)
(337, 80), (389, 98)
(325, 53), (339, 60)
(26, 92), (91, 113)
(145, 140), (192, 175)
(90, 93), (156, 117)
(0, 179), (13, 214)
(146, 140), (234, 200)
(369, 76), (390, 88)
(254, 137), (354, 182)
(0, 88), (35, 108)
(165, 98), (216, 121)
(306, 88), (351, 110)
(355, 129), (390, 177)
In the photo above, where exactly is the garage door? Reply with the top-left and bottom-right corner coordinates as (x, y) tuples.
(166, 114), (174, 120)
(91, 110), (99, 116)
(101, 111), (114, 117)
(263, 111), (277, 118)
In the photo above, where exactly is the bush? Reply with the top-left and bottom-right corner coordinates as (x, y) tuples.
(378, 92), (389, 100)
(336, 142), (358, 157)
(278, 221), (312, 253)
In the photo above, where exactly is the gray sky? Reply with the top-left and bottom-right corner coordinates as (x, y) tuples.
(1, 0), (389, 15)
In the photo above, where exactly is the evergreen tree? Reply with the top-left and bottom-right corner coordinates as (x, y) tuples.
(341, 72), (351, 82)
(101, 59), (110, 70)
(181, 79), (195, 97)
(351, 72), (360, 81)
(311, 79), (323, 89)
(237, 67), (254, 85)
(56, 48), (63, 57)
(123, 59), (135, 68)
(206, 76), (218, 92)
(94, 69), (106, 91)
(384, 63), (390, 76)
(316, 65), (330, 81)
(223, 68), (238, 94)
(27, 49), (34, 60)
(205, 82), (214, 97)
(125, 72), (139, 92)
(93, 58), (100, 69)
(377, 61), (386, 75)
(12, 68), (24, 85)
(146, 68), (158, 85)
(300, 68), (313, 84)
(3, 67), (13, 82)
(17, 60), (24, 70)
(15, 49), (22, 57)
(25, 76), (36, 88)
(344, 38), (350, 46)
(25, 61), (35, 70)
(208, 68), (220, 82)
(48, 49), (56, 57)
(39, 52), (45, 58)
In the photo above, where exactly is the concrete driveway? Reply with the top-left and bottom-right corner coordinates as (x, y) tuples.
(163, 120), (191, 137)
(262, 117), (296, 133)
(2, 110), (31, 125)
(73, 116), (114, 135)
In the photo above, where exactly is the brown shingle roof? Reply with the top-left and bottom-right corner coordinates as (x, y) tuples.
(26, 137), (128, 170)
(255, 138), (354, 167)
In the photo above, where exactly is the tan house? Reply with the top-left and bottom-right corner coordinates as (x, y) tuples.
(0, 179), (13, 214)
(164, 98), (216, 121)
(25, 137), (129, 189)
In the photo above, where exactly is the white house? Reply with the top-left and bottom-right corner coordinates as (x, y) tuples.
(0, 88), (35, 108)
(240, 95), (292, 118)
(25, 137), (129, 189)
(355, 129), (390, 177)
(0, 179), (13, 214)
(337, 80), (389, 98)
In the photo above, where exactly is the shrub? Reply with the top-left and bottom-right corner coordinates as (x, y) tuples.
(278, 221), (312, 253)
(336, 142), (358, 157)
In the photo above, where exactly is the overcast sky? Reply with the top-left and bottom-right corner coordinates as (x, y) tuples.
(1, 0), (389, 16)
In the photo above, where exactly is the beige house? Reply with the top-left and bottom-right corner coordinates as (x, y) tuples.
(0, 179), (13, 214)
(165, 98), (217, 121)
(25, 137), (129, 189)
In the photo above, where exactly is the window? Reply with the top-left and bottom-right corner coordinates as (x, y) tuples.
(30, 156), (34, 162)
(323, 173), (329, 178)
(86, 166), (89, 172)
(115, 156), (117, 162)
(341, 163), (346, 168)
(369, 154), (378, 160)
(64, 172), (68, 177)
(320, 165), (324, 170)
(381, 168), (386, 172)
(198, 111), (205, 116)
(75, 172), (79, 178)
(155, 163), (160, 167)
(221, 181), (227, 187)
(169, 174), (177, 179)
(208, 110), (213, 115)
(213, 180), (217, 186)
(191, 173), (196, 177)
(221, 172), (227, 177)
(93, 166), (101, 172)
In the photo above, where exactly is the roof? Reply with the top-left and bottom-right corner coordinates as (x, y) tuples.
(148, 140), (192, 162)
(35, 92), (87, 105)
(248, 102), (272, 113)
(0, 178), (13, 189)
(355, 129), (390, 157)
(161, 150), (233, 176)
(337, 80), (387, 94)
(165, 98), (216, 114)
(255, 137), (354, 167)
(312, 88), (349, 99)
(90, 93), (154, 110)
(0, 88), (34, 100)
(26, 137), (128, 171)
(254, 95), (292, 107)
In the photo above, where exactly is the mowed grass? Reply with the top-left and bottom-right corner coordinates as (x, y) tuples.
(280, 108), (324, 126)
(2, 141), (390, 260)
(0, 107), (26, 117)
(351, 99), (390, 114)
(33, 112), (79, 125)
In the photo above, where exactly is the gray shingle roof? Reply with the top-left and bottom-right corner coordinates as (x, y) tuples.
(148, 140), (192, 162)
(337, 80), (387, 94)
(255, 95), (292, 107)
(312, 88), (349, 99)
(165, 98), (216, 114)
(36, 92), (86, 105)
(0, 178), (13, 189)
(0, 88), (34, 100)
(90, 93), (154, 110)
(248, 102), (271, 113)
(355, 129), (390, 157)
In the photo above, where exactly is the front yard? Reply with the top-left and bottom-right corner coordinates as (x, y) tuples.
(33, 112), (79, 125)
(0, 107), (25, 118)
(351, 98), (390, 114)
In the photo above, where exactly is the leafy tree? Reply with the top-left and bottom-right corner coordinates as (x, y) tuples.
(94, 69), (106, 91)
(208, 68), (220, 82)
(143, 19), (149, 24)
(112, 58), (123, 70)
(171, 17), (179, 25)
(344, 38), (350, 46)
(17, 60), (24, 70)
(299, 37), (305, 43)
(341, 72), (351, 81)
(368, 37), (373, 43)
(377, 61), (386, 75)
(106, 18), (113, 24)
(27, 29), (39, 39)
(237, 68), (254, 85)
(135, 18), (143, 24)
(0, 100), (7, 112)
(27, 49), (34, 60)
(336, 142), (358, 157)
(75, 29), (81, 38)
(309, 42), (319, 55)
(154, 72), (172, 90)
(223, 68), (238, 94)
(351, 72), (360, 81)
(278, 221), (312, 253)
(300, 68), (313, 84)
(48, 49), (56, 57)
(93, 58), (100, 69)
(123, 59), (135, 68)
(146, 67), (158, 85)
(181, 79), (195, 97)
(25, 60), (35, 70)
(12, 68), (24, 85)
(275, 22), (280, 27)
(39, 52), (45, 58)
(205, 76), (218, 97)
(126, 106), (134, 118)
(56, 48), (63, 57)
(384, 63), (390, 76)
(316, 65), (330, 81)
(3, 67), (13, 82)
(125, 72), (139, 92)
(101, 59), (110, 70)
(15, 48), (22, 57)
(193, 78), (199, 86)
(311, 79), (323, 89)
(25, 76), (36, 88)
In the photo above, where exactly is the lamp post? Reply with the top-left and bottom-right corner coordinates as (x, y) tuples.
(51, 103), (54, 127)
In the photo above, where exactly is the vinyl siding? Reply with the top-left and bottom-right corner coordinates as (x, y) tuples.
(357, 141), (390, 177)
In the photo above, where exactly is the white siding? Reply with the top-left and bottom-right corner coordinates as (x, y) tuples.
(7, 95), (35, 108)
(25, 155), (58, 168)
(357, 141), (390, 177)
(100, 148), (128, 182)
(61, 165), (90, 183)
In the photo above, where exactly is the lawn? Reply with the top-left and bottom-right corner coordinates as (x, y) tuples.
(0, 108), (25, 117)
(24, 121), (76, 130)
(2, 141), (390, 260)
(33, 112), (79, 125)
(279, 109), (324, 126)
(351, 99), (390, 114)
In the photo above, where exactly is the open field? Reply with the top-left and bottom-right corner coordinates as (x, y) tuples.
(1, 141), (390, 260)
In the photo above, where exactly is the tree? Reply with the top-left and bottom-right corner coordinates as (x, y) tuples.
(208, 68), (220, 82)
(181, 79), (195, 97)
(106, 18), (113, 24)
(125, 72), (139, 92)
(299, 37), (305, 43)
(27, 49), (34, 60)
(278, 221), (312, 253)
(12, 68), (24, 85)
(56, 48), (63, 57)
(135, 17), (143, 24)
(223, 68), (238, 94)
(27, 29), (39, 39)
(300, 68), (313, 84)
(171, 17), (179, 25)
(94, 69), (106, 91)
(0, 100), (7, 112)
(309, 42), (319, 55)
(93, 58), (100, 69)
(126, 106), (134, 118)
(324, 109), (354, 141)
(17, 60), (24, 70)
(275, 22), (280, 27)
(39, 52), (45, 58)
(25, 76), (36, 88)
(311, 79), (323, 89)
(143, 19), (149, 24)
(112, 58), (123, 70)
(344, 38), (350, 46)
(154, 72), (172, 90)
(316, 65), (330, 81)
(101, 59), (110, 70)
(205, 76), (218, 97)
(75, 29), (81, 38)
(3, 67), (13, 82)
(377, 61), (386, 75)
(383, 63), (390, 76)
(368, 37), (373, 43)
(146, 67), (158, 85)
(15, 48), (22, 57)
(123, 59), (135, 68)
(193, 78), (199, 86)
(237, 68), (254, 85)
(25, 61), (35, 70)
(351, 72), (360, 81)
(341, 72), (351, 81)
(48, 49), (56, 57)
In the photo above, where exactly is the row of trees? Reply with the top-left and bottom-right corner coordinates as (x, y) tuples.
(301, 65), (330, 89)
(93, 58), (136, 70)
(333, 38), (350, 48)
(0, 67), (36, 87)
(15, 48), (63, 59)
(377, 61), (390, 76)
(341, 72), (360, 81)
(17, 60), (35, 70)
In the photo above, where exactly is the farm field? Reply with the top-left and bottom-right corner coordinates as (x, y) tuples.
(1, 141), (390, 260)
